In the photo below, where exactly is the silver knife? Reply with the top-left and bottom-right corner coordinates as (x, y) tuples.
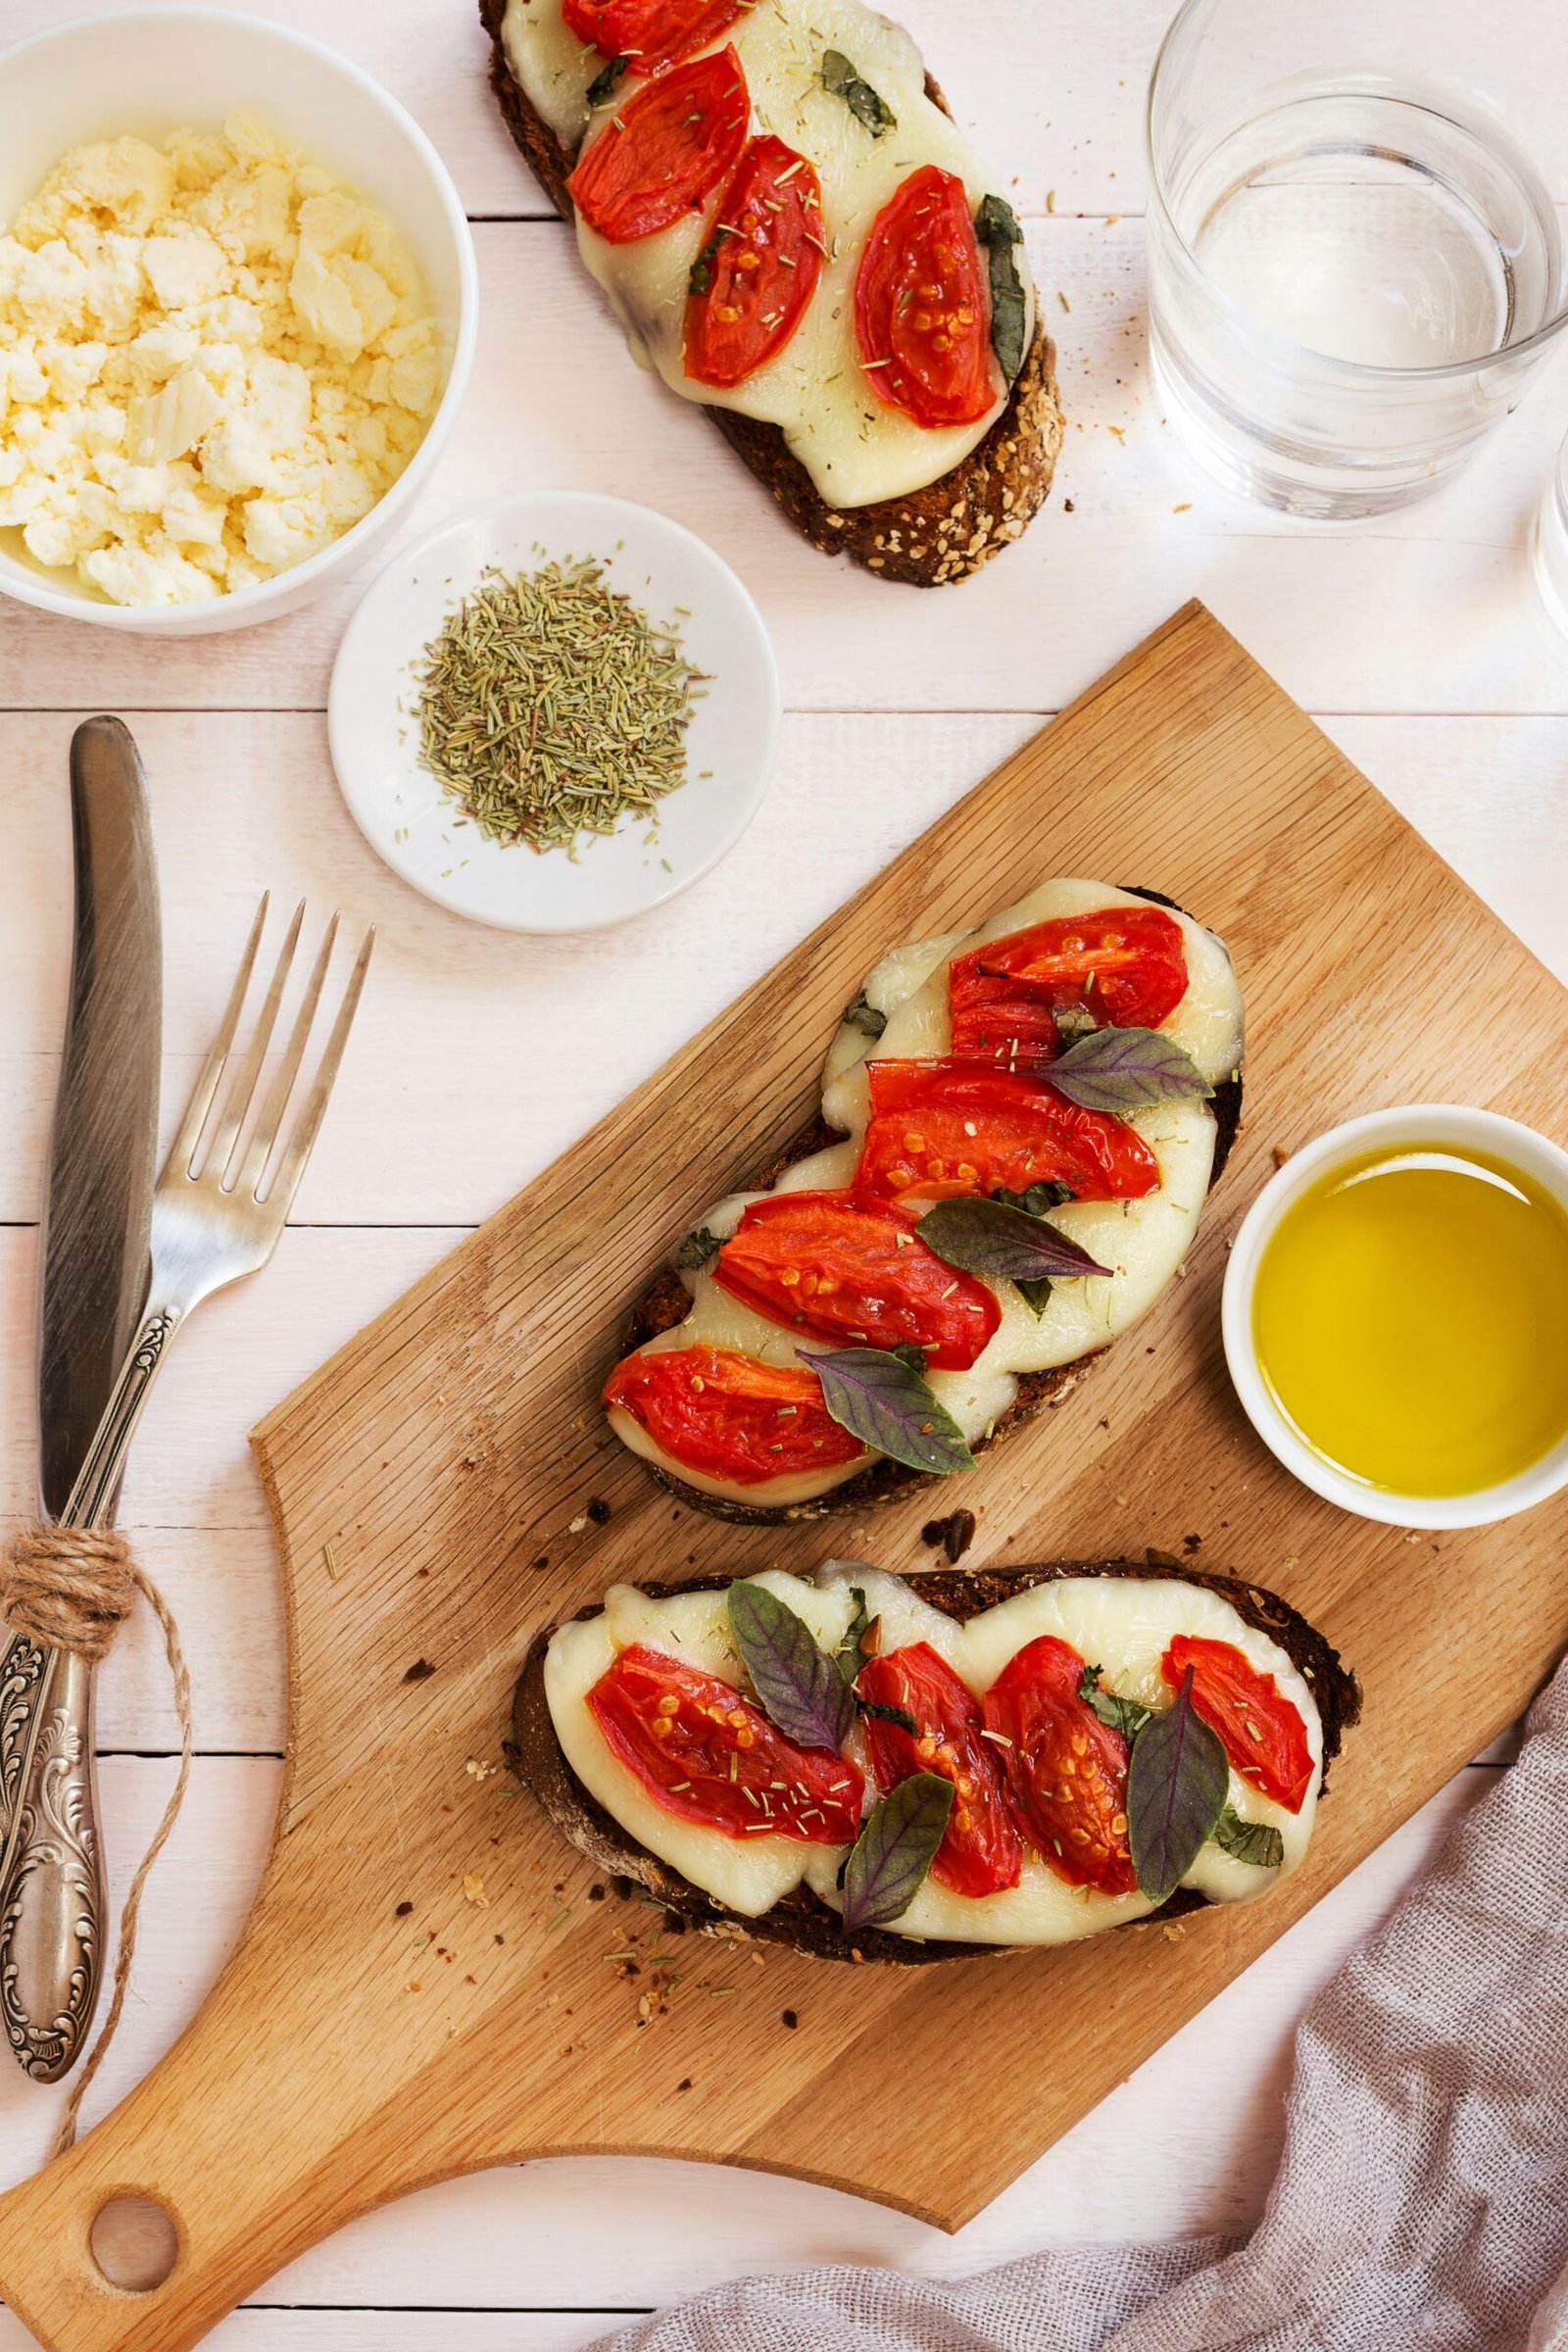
(0, 716), (161, 2082)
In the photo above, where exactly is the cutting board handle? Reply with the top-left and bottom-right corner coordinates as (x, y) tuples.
(0, 1920), (435, 2352)
(0, 2130), (194, 2352)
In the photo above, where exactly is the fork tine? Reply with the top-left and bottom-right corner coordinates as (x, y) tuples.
(232, 913), (340, 1199)
(261, 926), (374, 1214)
(202, 900), (303, 1183)
(168, 894), (270, 1178)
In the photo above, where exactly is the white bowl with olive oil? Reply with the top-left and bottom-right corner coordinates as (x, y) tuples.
(1223, 1106), (1568, 1529)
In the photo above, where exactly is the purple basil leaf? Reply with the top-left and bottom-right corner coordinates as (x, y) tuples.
(915, 1197), (1111, 1282)
(1049, 1026), (1213, 1114)
(1126, 1664), (1229, 1905)
(803, 1348), (973, 1477)
(727, 1581), (855, 1754)
(841, 1773), (954, 1934)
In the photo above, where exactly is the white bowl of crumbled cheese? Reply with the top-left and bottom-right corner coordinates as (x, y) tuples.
(0, 9), (477, 632)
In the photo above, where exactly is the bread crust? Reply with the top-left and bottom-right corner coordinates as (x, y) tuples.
(478, 0), (1065, 584)
(510, 1559), (1360, 1967)
(615, 887), (1244, 1523)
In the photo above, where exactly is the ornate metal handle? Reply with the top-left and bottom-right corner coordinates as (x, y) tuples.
(0, 1304), (181, 2082)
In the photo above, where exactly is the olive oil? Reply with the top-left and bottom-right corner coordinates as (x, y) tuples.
(1252, 1146), (1568, 1496)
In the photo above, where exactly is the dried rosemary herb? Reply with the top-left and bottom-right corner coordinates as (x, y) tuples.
(412, 557), (706, 858)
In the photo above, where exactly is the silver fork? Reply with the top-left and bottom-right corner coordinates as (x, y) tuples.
(0, 899), (372, 2082)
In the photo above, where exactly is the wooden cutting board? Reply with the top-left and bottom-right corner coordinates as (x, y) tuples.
(2, 600), (1566, 2352)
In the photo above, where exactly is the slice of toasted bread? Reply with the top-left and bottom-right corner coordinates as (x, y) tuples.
(478, 0), (1065, 585)
(510, 1559), (1360, 1966)
(612, 886), (1244, 1525)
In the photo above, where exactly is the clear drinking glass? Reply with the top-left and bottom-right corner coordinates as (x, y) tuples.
(1532, 427), (1568, 643)
(1146, 0), (1568, 517)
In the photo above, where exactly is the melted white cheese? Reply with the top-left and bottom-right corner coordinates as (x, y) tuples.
(499, 0), (1034, 508)
(547, 1569), (856, 1912)
(545, 1566), (1323, 1942)
(618, 881), (1245, 1506)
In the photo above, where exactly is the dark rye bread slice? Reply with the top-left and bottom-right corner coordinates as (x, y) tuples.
(614, 888), (1244, 1524)
(479, 0), (1065, 585)
(510, 1559), (1360, 1967)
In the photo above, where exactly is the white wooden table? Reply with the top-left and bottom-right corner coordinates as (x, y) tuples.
(2, 0), (1566, 2341)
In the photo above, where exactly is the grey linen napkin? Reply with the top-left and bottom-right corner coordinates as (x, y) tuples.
(590, 1651), (1568, 2352)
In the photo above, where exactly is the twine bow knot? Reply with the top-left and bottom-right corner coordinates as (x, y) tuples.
(0, 1524), (138, 1663)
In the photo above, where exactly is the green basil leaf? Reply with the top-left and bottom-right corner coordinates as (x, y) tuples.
(1077, 1662), (1153, 1743)
(727, 1581), (855, 1754)
(992, 1180), (1076, 1215)
(1212, 1802), (1285, 1871)
(1015, 1275), (1053, 1316)
(856, 1697), (917, 1735)
(804, 1347), (974, 1478)
(586, 54), (628, 106)
(1054, 1004), (1100, 1047)
(820, 48), (896, 136)
(841, 1773), (953, 1933)
(688, 227), (729, 297)
(1126, 1664), (1229, 1905)
(675, 1225), (720, 1270)
(915, 1197), (1112, 1283)
(1049, 1026), (1214, 1115)
(837, 1585), (871, 1686)
(842, 989), (887, 1038)
(974, 192), (1027, 383)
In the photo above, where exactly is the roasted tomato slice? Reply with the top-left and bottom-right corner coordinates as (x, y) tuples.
(567, 47), (749, 244)
(855, 165), (998, 429)
(949, 906), (1191, 1071)
(1162, 1636), (1314, 1815)
(563, 0), (744, 72)
(855, 1058), (1159, 1205)
(684, 135), (824, 388)
(711, 1189), (1001, 1370)
(603, 1345), (865, 1486)
(858, 1642), (1021, 1897)
(983, 1636), (1136, 1895)
(588, 1642), (864, 1840)
(947, 979), (1064, 1073)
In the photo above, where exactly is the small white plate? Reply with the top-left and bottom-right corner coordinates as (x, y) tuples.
(328, 492), (780, 932)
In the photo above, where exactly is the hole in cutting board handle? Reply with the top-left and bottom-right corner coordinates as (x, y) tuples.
(89, 2195), (179, 2293)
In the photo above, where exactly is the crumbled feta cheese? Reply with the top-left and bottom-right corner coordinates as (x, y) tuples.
(125, 366), (222, 466)
(141, 229), (230, 310)
(0, 111), (440, 606)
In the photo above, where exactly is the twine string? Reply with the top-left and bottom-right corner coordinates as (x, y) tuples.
(0, 1523), (193, 2158)
(2, 1525), (138, 1661)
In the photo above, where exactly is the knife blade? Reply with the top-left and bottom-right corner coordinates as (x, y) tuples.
(37, 716), (162, 1516)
